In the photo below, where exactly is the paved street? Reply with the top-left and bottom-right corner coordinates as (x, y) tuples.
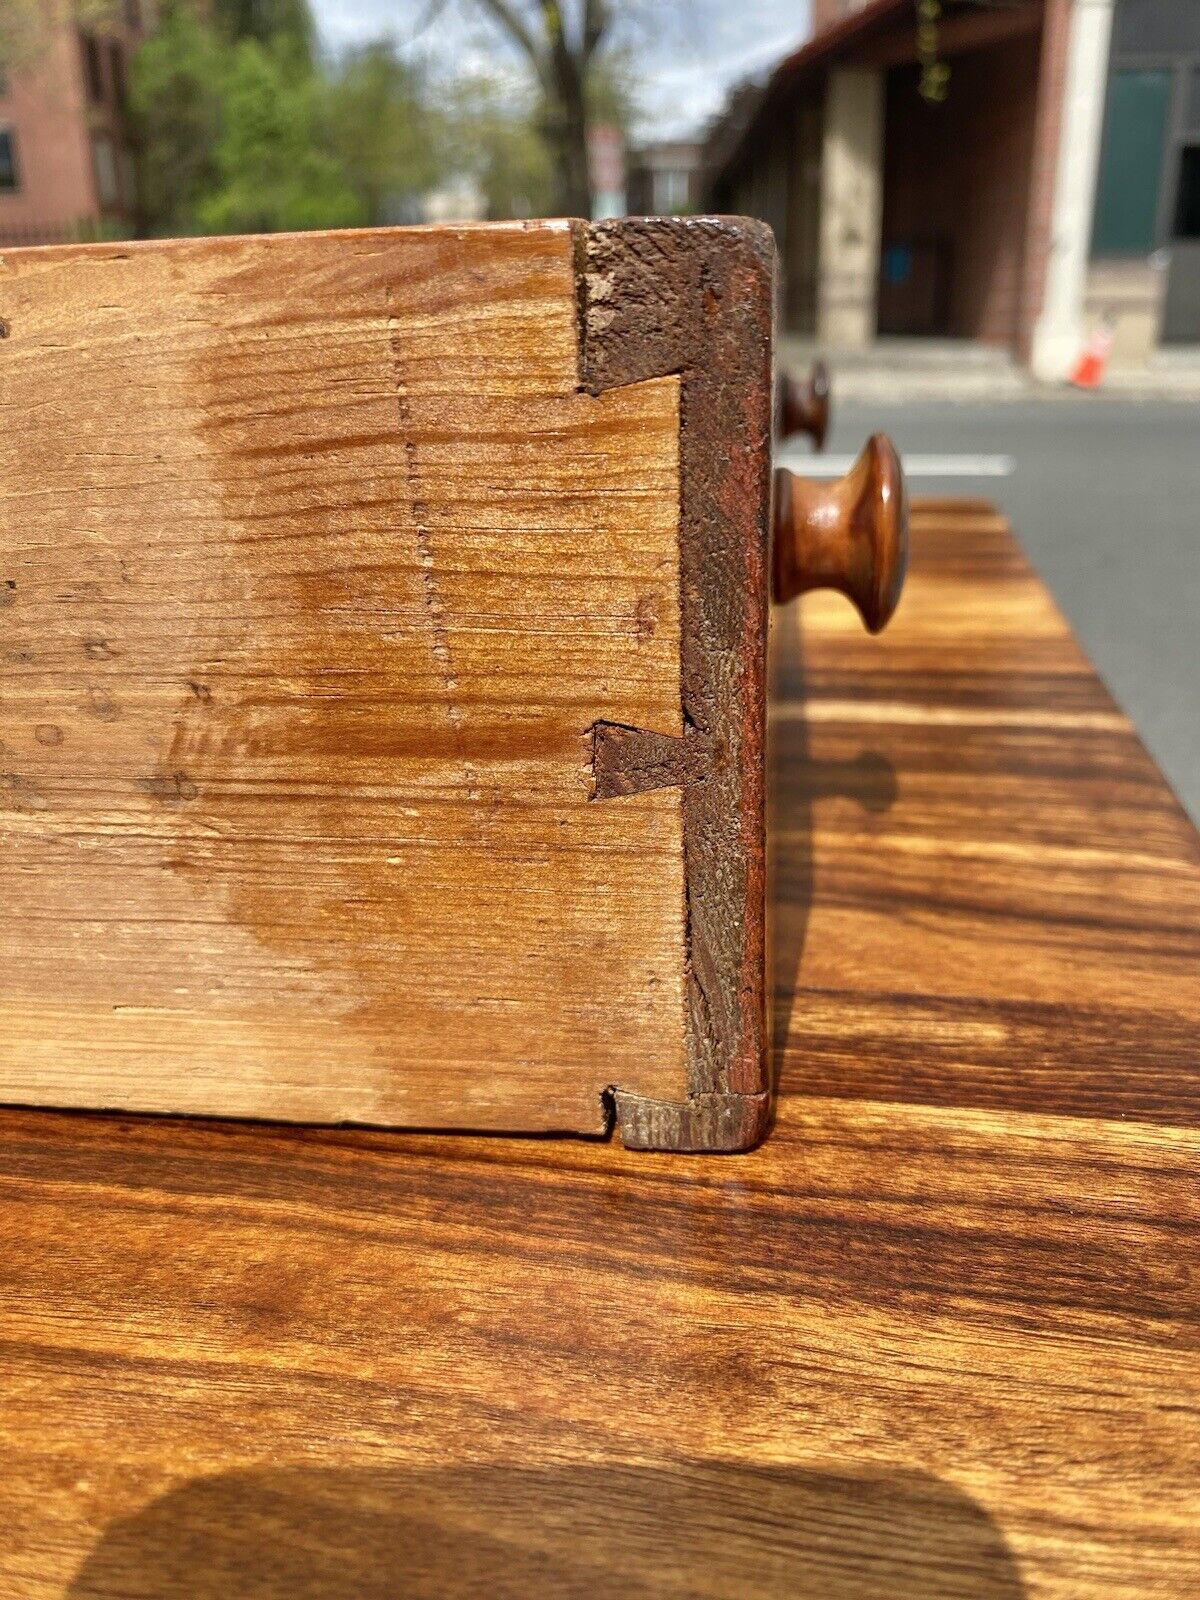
(781, 398), (1200, 826)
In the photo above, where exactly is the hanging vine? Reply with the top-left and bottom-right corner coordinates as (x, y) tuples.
(915, 0), (951, 102)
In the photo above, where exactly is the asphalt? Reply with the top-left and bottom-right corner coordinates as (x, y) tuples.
(779, 398), (1200, 828)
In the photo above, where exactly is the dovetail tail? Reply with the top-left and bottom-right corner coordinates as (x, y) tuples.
(591, 720), (708, 800)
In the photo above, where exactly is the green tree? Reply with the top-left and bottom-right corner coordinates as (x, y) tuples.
(211, 0), (317, 62)
(129, 2), (226, 236)
(452, 0), (613, 216)
(419, 3), (643, 218)
(131, 2), (376, 237)
(325, 42), (439, 225)
(443, 75), (553, 220)
(197, 39), (363, 234)
(586, 41), (637, 138)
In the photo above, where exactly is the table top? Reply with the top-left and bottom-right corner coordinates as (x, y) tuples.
(3, 498), (1198, 1599)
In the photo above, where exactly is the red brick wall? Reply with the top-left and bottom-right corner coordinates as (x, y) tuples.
(880, 31), (1042, 346)
(0, 25), (95, 240)
(0, 13), (144, 243)
(812, 1), (872, 38)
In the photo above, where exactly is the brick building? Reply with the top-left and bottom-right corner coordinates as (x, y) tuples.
(0, 2), (148, 246)
(704, 0), (1119, 377)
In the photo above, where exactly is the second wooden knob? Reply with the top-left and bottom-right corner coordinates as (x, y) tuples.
(778, 360), (831, 450)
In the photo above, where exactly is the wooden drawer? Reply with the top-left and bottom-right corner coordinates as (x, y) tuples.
(0, 217), (902, 1149)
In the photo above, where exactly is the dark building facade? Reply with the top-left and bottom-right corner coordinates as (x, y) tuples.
(1087, 0), (1200, 350)
(703, 0), (1139, 376)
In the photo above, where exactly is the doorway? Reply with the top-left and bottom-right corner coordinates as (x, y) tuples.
(1163, 142), (1200, 341)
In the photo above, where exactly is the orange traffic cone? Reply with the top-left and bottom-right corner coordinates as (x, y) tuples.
(1069, 324), (1113, 389)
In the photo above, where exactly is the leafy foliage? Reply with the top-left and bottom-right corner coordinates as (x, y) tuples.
(196, 39), (362, 233)
(325, 43), (441, 225)
(129, 2), (439, 236)
(210, 0), (317, 63)
(442, 75), (554, 220)
(119, 0), (642, 236)
(128, 3), (226, 236)
(447, 0), (624, 215)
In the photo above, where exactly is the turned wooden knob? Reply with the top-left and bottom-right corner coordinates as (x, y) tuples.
(778, 360), (831, 450)
(772, 433), (908, 633)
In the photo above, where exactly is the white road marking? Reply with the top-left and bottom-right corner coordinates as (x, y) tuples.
(781, 452), (1015, 478)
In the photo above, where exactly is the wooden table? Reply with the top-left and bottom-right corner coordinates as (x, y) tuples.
(2, 499), (1197, 1599)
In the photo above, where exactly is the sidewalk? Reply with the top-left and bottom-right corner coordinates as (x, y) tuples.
(780, 335), (1200, 402)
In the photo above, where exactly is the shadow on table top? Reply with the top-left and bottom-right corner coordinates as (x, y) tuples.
(69, 1459), (1024, 1600)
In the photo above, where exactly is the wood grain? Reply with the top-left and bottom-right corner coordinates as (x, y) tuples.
(582, 216), (773, 1149)
(0, 222), (695, 1134)
(774, 499), (1200, 1126)
(0, 498), (1197, 1597)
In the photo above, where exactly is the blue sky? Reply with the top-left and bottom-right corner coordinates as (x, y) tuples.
(309, 1), (814, 140)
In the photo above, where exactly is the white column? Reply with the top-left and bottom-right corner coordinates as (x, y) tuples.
(1030, 0), (1116, 381)
(816, 68), (884, 349)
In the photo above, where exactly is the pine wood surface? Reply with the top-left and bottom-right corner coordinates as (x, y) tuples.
(1, 499), (1198, 1598)
(0, 222), (693, 1133)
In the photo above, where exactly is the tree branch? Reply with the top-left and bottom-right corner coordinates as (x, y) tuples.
(403, 0), (456, 48)
(538, 0), (566, 60)
(473, 0), (546, 72)
(539, 0), (577, 97)
(582, 0), (609, 61)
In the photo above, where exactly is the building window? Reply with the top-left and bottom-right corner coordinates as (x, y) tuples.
(81, 32), (105, 104)
(1175, 146), (1200, 240)
(92, 134), (119, 207)
(109, 41), (127, 108)
(1091, 69), (1171, 256)
(653, 168), (690, 214)
(0, 128), (18, 192)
